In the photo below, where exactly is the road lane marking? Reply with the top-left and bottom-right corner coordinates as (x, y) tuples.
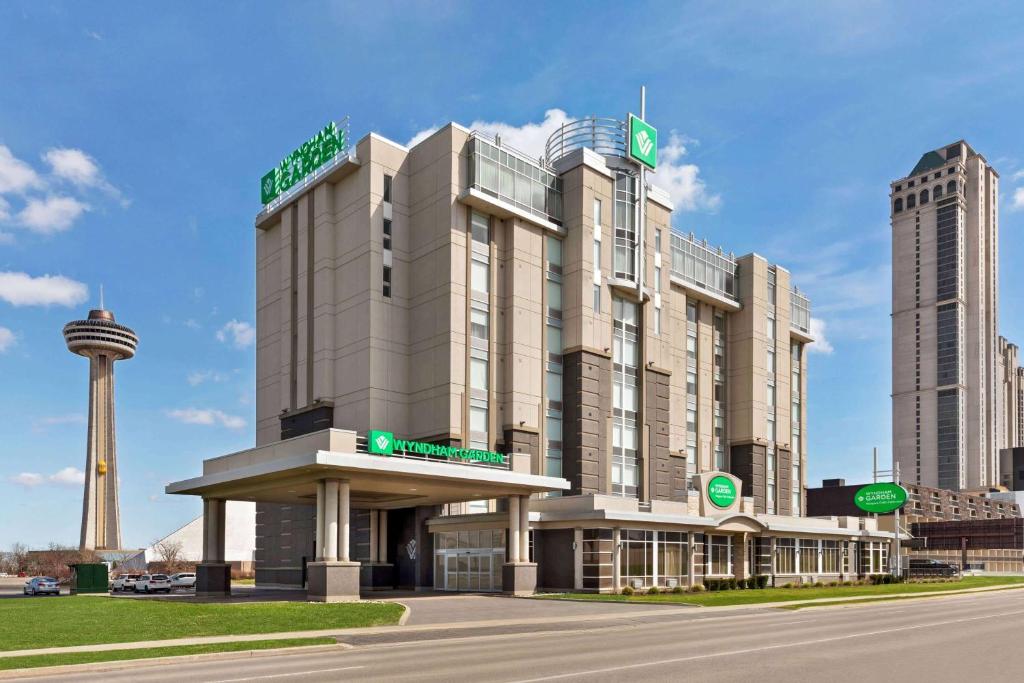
(206, 666), (365, 682)
(511, 608), (1024, 682)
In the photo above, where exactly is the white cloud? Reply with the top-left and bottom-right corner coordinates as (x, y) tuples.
(1013, 170), (1024, 181)
(216, 320), (255, 349)
(85, 29), (102, 41)
(808, 317), (834, 354)
(407, 110), (719, 215)
(0, 271), (88, 307)
(0, 326), (14, 352)
(184, 318), (201, 330)
(32, 413), (85, 432)
(0, 196), (9, 220)
(10, 472), (43, 487)
(0, 145), (41, 194)
(16, 195), (90, 234)
(42, 147), (124, 205)
(49, 467), (85, 485)
(187, 370), (229, 386)
(167, 408), (247, 429)
(1012, 187), (1024, 211)
(651, 133), (722, 212)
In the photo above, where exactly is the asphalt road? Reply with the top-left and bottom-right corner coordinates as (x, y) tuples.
(12, 589), (1024, 682)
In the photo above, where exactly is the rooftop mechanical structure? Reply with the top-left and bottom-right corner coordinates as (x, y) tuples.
(63, 308), (138, 551)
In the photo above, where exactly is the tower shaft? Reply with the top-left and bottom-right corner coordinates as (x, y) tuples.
(80, 351), (121, 551)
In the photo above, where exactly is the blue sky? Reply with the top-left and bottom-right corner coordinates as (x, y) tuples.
(2, 2), (1024, 549)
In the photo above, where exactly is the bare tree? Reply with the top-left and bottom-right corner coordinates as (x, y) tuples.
(152, 539), (184, 573)
(9, 543), (28, 574)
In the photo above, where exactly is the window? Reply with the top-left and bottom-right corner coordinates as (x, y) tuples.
(893, 198), (903, 213)
(767, 482), (776, 514)
(655, 228), (662, 253)
(767, 447), (775, 472)
(687, 302), (698, 324)
(621, 530), (653, 589)
(799, 539), (817, 573)
(594, 198), (602, 229)
(920, 189), (929, 204)
(383, 265), (392, 298)
(594, 239), (601, 276)
(946, 180), (956, 195)
(708, 535), (731, 576)
(383, 174), (392, 203)
(593, 284), (601, 313)
(470, 307), (489, 341)
(612, 297), (640, 497)
(383, 217), (392, 250)
(907, 193), (916, 209)
(821, 541), (839, 573)
(654, 307), (662, 335)
(471, 211), (489, 244)
(654, 265), (661, 293)
(471, 259), (489, 294)
(470, 356), (488, 391)
(469, 402), (488, 449)
(933, 184), (943, 199)
(767, 348), (776, 374)
(687, 370), (697, 395)
(775, 539), (796, 574)
(613, 173), (637, 280)
(792, 462), (801, 513)
(659, 531), (689, 586)
(546, 237), (564, 488)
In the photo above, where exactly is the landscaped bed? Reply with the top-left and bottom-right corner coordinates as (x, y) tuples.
(0, 598), (404, 652)
(535, 575), (1024, 607)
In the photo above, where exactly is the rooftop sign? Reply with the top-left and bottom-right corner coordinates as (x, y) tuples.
(628, 113), (657, 170)
(854, 482), (908, 514)
(367, 430), (507, 467)
(261, 121), (347, 205)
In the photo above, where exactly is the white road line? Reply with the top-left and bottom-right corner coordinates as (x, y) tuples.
(206, 665), (365, 682)
(510, 608), (1024, 682)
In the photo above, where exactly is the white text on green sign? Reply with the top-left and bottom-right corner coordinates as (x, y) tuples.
(628, 114), (657, 170)
(367, 430), (506, 465)
(261, 121), (347, 205)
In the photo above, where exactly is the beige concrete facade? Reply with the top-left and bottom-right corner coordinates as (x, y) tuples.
(252, 122), (811, 516)
(891, 141), (1004, 490)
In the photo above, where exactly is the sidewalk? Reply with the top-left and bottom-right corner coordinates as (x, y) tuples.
(1, 582), (1020, 660)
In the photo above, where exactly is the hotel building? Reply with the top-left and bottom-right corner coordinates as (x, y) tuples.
(169, 112), (895, 600)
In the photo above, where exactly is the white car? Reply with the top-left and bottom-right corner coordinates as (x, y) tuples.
(169, 572), (196, 590)
(111, 574), (142, 592)
(134, 574), (171, 593)
(23, 577), (60, 595)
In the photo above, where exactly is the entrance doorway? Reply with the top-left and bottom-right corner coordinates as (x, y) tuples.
(433, 530), (505, 592)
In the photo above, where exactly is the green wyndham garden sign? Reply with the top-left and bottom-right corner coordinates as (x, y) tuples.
(367, 430), (507, 466)
(707, 475), (737, 508)
(854, 482), (908, 514)
(628, 113), (657, 170)
(261, 121), (347, 205)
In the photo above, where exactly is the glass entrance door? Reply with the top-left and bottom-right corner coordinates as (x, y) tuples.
(434, 530), (505, 592)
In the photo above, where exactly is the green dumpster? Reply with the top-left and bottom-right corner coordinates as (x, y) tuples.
(69, 562), (109, 594)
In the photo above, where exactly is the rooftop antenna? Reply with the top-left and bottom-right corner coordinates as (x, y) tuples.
(100, 284), (105, 310)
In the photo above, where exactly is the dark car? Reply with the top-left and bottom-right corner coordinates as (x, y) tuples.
(908, 558), (960, 577)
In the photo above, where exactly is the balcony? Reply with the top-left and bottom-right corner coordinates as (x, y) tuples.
(466, 133), (562, 225)
(669, 232), (739, 308)
(791, 288), (812, 338)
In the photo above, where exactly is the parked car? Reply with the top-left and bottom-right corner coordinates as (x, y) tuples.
(169, 572), (196, 590)
(134, 574), (172, 593)
(908, 558), (960, 577)
(111, 574), (142, 592)
(23, 577), (60, 596)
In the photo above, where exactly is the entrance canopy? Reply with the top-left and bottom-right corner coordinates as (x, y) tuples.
(166, 429), (569, 508)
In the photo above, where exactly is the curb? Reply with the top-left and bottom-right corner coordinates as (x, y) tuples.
(0, 643), (348, 680)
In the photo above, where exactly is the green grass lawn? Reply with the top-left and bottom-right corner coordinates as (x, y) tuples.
(0, 637), (336, 671)
(536, 576), (1024, 607)
(0, 599), (404, 652)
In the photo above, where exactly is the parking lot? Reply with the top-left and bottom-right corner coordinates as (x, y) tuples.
(0, 575), (200, 599)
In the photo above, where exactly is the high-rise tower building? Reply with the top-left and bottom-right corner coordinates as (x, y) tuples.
(891, 141), (1000, 490)
(63, 308), (138, 550)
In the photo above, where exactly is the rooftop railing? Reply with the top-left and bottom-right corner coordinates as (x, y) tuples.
(791, 288), (811, 335)
(545, 117), (628, 166)
(669, 231), (739, 302)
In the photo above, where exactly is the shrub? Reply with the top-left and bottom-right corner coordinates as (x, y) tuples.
(756, 575), (769, 589)
(621, 585), (634, 596)
(648, 586), (660, 595)
(689, 583), (706, 592)
(727, 578), (738, 590)
(842, 580), (853, 586)
(781, 582), (794, 589)
(672, 585), (686, 594)
(827, 581), (840, 587)
(814, 581), (825, 588)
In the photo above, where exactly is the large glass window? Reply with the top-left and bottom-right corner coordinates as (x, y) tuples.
(612, 296), (640, 496)
(659, 531), (688, 586)
(471, 259), (489, 294)
(470, 307), (489, 341)
(613, 173), (637, 280)
(799, 539), (818, 573)
(622, 530), (653, 588)
(471, 211), (489, 244)
(775, 538), (796, 574)
(670, 232), (738, 301)
(822, 541), (840, 573)
(708, 535), (732, 576)
(470, 356), (488, 391)
(468, 211), (491, 452)
(469, 137), (562, 222)
(545, 236), (564, 484)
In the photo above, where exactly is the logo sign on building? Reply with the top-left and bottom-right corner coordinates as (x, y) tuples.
(367, 430), (507, 466)
(854, 482), (909, 514)
(628, 114), (657, 170)
(261, 121), (347, 205)
(707, 475), (737, 508)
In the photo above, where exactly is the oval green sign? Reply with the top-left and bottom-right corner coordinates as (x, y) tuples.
(854, 483), (908, 514)
(707, 475), (737, 508)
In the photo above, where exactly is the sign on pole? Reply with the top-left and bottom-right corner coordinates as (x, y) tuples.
(628, 113), (658, 170)
(853, 482), (908, 514)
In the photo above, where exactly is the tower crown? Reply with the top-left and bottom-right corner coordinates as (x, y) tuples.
(63, 310), (138, 360)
